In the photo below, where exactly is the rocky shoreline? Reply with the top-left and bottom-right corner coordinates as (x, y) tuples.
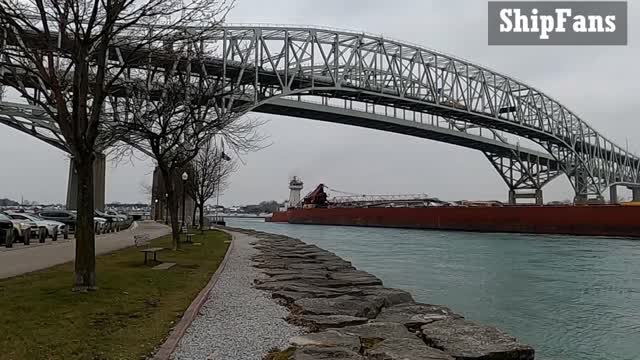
(228, 227), (535, 360)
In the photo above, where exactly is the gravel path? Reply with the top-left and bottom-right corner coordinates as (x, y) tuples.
(171, 231), (303, 360)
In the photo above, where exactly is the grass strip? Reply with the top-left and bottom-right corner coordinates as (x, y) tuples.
(0, 230), (230, 360)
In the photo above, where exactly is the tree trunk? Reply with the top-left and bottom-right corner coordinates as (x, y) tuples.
(192, 202), (197, 227)
(168, 189), (180, 250)
(199, 202), (205, 230)
(73, 152), (96, 291)
(159, 167), (180, 250)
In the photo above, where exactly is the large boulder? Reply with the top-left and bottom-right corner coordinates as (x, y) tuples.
(376, 302), (462, 332)
(253, 261), (290, 270)
(288, 314), (369, 331)
(421, 319), (535, 360)
(329, 270), (383, 286)
(294, 295), (382, 318)
(360, 287), (414, 307)
(290, 346), (364, 360)
(289, 330), (361, 352)
(365, 338), (455, 360)
(258, 269), (331, 279)
(255, 272), (329, 284)
(313, 254), (349, 263)
(260, 281), (366, 301)
(288, 263), (340, 271)
(273, 289), (360, 304)
(256, 280), (332, 293)
(304, 278), (376, 289)
(333, 322), (416, 342)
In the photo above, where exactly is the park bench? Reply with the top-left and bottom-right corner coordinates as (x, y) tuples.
(181, 224), (195, 244)
(140, 247), (164, 264)
(130, 221), (163, 264)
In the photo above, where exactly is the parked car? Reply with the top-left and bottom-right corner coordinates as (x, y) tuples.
(106, 210), (128, 222)
(107, 210), (132, 228)
(94, 216), (107, 234)
(0, 212), (36, 244)
(6, 212), (47, 242)
(64, 210), (110, 234)
(38, 210), (76, 237)
(95, 210), (121, 232)
(0, 213), (15, 247)
(6, 212), (65, 241)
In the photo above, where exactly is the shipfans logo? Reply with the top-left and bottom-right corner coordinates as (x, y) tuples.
(488, 1), (627, 45)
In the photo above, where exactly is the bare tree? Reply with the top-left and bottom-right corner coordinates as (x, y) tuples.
(186, 139), (236, 229)
(0, 0), (232, 290)
(107, 52), (262, 249)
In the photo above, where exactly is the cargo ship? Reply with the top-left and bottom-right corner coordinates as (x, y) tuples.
(266, 178), (640, 238)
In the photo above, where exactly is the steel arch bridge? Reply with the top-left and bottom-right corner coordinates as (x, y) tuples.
(1, 24), (639, 203)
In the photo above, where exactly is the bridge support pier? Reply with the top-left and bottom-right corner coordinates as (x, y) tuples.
(508, 189), (543, 205)
(66, 154), (106, 211)
(610, 185), (619, 204)
(572, 169), (606, 204)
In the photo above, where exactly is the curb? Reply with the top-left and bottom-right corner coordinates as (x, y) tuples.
(0, 238), (73, 253)
(152, 228), (236, 360)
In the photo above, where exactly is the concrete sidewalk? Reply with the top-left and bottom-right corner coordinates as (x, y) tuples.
(0, 221), (170, 280)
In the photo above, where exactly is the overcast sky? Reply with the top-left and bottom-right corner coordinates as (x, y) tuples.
(1, 0), (639, 206)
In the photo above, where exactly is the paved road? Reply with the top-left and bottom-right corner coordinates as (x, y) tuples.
(0, 221), (170, 279)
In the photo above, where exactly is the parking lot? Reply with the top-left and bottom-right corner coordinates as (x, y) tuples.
(0, 207), (143, 247)
(0, 221), (170, 279)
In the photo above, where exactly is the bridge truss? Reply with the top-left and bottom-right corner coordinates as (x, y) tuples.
(1, 24), (639, 203)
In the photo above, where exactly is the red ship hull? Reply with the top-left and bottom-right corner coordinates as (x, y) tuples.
(267, 205), (640, 238)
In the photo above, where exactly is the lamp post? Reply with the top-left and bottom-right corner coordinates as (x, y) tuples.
(165, 193), (169, 225)
(181, 172), (188, 231)
(154, 199), (158, 221)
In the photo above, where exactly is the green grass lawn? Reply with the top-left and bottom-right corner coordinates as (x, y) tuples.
(0, 230), (230, 360)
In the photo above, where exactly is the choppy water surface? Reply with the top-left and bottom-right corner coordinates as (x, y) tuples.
(227, 218), (640, 360)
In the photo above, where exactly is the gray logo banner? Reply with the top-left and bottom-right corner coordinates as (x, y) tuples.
(488, 1), (627, 45)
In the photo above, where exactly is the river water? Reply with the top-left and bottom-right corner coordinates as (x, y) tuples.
(226, 218), (640, 360)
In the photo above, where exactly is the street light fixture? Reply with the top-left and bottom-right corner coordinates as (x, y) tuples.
(181, 172), (188, 231)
